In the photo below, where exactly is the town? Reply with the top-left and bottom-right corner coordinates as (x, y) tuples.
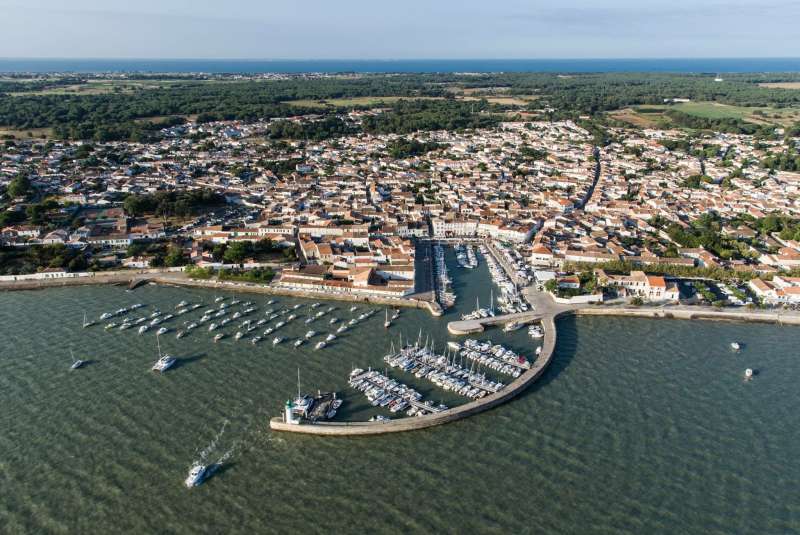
(2, 107), (800, 309)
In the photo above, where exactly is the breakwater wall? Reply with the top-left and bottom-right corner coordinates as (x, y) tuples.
(269, 314), (557, 436)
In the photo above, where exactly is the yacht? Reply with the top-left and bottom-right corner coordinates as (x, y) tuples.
(185, 464), (207, 488)
(730, 342), (741, 351)
(151, 354), (176, 373)
(151, 335), (176, 373)
(82, 312), (95, 328)
(69, 350), (85, 370)
(384, 310), (391, 329)
(213, 333), (225, 342)
(504, 321), (524, 333)
(273, 337), (284, 346)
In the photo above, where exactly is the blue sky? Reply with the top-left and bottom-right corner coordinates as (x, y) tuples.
(1, 0), (798, 58)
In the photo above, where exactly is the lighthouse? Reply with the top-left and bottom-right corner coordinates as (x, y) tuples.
(285, 400), (300, 424)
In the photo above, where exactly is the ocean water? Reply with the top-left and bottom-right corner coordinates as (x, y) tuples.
(1, 58), (800, 74)
(1, 252), (799, 534)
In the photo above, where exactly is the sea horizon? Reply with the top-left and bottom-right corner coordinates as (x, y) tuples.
(2, 57), (800, 74)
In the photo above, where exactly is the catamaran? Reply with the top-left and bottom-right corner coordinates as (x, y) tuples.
(151, 335), (176, 373)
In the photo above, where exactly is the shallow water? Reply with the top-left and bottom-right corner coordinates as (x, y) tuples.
(1, 255), (798, 534)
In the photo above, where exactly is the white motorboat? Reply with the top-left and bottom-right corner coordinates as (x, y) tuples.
(176, 331), (186, 339)
(235, 331), (244, 340)
(213, 333), (225, 342)
(185, 464), (207, 488)
(305, 330), (316, 339)
(325, 333), (336, 342)
(745, 368), (754, 379)
(731, 342), (741, 351)
(273, 337), (284, 346)
(293, 339), (304, 347)
(251, 336), (262, 345)
(315, 341), (327, 350)
(176, 300), (189, 309)
(157, 327), (169, 336)
(138, 325), (149, 335)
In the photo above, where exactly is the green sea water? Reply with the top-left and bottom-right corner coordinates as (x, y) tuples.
(1, 252), (799, 534)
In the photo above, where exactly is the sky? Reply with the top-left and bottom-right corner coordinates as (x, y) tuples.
(1, 0), (799, 59)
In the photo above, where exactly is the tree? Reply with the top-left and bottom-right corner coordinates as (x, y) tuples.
(223, 241), (249, 264)
(164, 246), (187, 267)
(7, 174), (31, 198)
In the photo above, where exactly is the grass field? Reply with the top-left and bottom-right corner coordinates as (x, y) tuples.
(758, 82), (800, 90)
(610, 101), (800, 128)
(0, 126), (54, 139)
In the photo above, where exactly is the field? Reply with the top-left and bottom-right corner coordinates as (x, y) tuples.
(610, 101), (800, 128)
(4, 79), (195, 97)
(758, 82), (800, 90)
(0, 126), (54, 140)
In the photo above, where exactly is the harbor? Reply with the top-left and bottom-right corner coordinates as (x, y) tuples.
(2, 273), (800, 532)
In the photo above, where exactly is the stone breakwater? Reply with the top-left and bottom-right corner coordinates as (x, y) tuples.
(269, 314), (558, 436)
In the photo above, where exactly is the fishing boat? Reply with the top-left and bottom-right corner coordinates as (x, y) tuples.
(213, 333), (225, 342)
(273, 336), (284, 346)
(184, 464), (207, 488)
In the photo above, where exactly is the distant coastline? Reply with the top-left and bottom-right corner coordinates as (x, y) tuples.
(2, 57), (800, 74)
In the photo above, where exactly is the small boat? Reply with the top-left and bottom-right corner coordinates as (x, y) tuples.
(287, 314), (297, 321)
(267, 300), (276, 305)
(187, 323), (198, 331)
(293, 339), (304, 347)
(69, 350), (85, 370)
(336, 325), (348, 333)
(315, 341), (327, 350)
(304, 317), (314, 325)
(215, 296), (224, 303)
(292, 304), (302, 310)
(730, 342), (741, 351)
(235, 331), (244, 340)
(213, 333), (225, 342)
(504, 321), (524, 333)
(185, 464), (207, 488)
(535, 346), (542, 356)
(176, 331), (186, 339)
(104, 323), (118, 330)
(176, 300), (189, 309)
(384, 310), (391, 329)
(100, 312), (113, 320)
(447, 341), (461, 351)
(139, 325), (150, 335)
(151, 334), (176, 373)
(305, 331), (316, 339)
(349, 306), (358, 313)
(744, 368), (754, 379)
(251, 336), (262, 345)
(329, 317), (338, 325)
(208, 323), (218, 332)
(157, 327), (169, 336)
(311, 302), (321, 309)
(325, 333), (336, 342)
(273, 337), (284, 346)
(264, 327), (274, 335)
(82, 312), (95, 328)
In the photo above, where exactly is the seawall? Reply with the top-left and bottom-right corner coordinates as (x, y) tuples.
(269, 314), (558, 436)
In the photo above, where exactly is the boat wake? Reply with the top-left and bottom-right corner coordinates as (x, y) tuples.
(197, 419), (229, 463)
